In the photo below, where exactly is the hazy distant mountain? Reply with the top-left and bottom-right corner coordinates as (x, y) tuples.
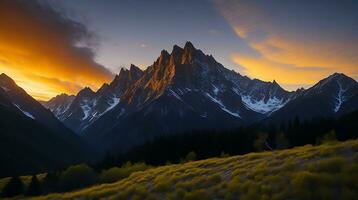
(0, 74), (93, 177)
(43, 42), (358, 152)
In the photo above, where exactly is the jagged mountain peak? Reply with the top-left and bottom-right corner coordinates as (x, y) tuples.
(117, 64), (143, 77)
(97, 83), (110, 93)
(249, 78), (284, 91)
(296, 87), (305, 93)
(0, 73), (17, 88)
(53, 93), (75, 100)
(77, 87), (95, 97)
(0, 73), (12, 80)
(331, 72), (350, 78)
(313, 72), (357, 91)
(0, 73), (12, 79)
(155, 49), (171, 66)
(160, 49), (170, 57)
(165, 42), (209, 66)
(121, 42), (214, 106)
(46, 93), (76, 106)
(118, 64), (143, 75)
(171, 44), (183, 53)
(130, 64), (142, 72)
(112, 65), (144, 87)
(184, 41), (195, 50)
(326, 72), (356, 83)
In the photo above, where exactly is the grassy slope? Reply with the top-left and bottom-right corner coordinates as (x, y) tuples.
(19, 139), (358, 199)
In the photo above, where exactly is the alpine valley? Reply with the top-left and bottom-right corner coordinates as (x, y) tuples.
(40, 42), (358, 152)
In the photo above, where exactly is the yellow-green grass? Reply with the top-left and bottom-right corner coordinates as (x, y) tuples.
(10, 139), (358, 200)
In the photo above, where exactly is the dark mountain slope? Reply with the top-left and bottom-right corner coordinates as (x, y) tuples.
(0, 75), (95, 177)
(0, 73), (75, 136)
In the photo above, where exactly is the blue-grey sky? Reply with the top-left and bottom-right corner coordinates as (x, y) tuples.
(1, 0), (357, 100)
(49, 0), (251, 72)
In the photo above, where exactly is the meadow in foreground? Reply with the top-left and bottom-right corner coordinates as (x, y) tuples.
(4, 139), (356, 200)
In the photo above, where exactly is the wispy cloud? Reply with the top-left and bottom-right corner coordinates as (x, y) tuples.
(215, 0), (358, 89)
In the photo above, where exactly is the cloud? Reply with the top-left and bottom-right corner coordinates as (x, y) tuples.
(140, 43), (148, 48)
(215, 0), (358, 89)
(231, 54), (329, 88)
(0, 0), (113, 100)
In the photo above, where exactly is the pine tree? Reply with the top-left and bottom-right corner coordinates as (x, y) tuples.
(1, 176), (24, 197)
(276, 132), (290, 149)
(254, 132), (268, 151)
(185, 151), (197, 162)
(26, 175), (42, 196)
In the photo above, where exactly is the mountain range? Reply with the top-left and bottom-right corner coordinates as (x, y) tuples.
(0, 42), (357, 161)
(40, 42), (358, 152)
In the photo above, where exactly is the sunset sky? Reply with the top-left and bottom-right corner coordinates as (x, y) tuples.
(0, 0), (357, 100)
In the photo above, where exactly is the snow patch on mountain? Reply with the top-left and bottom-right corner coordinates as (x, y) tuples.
(169, 89), (183, 101)
(54, 104), (72, 119)
(103, 96), (120, 114)
(231, 87), (288, 114)
(334, 81), (347, 112)
(221, 107), (241, 118)
(212, 84), (219, 95)
(205, 93), (241, 118)
(80, 103), (91, 120)
(78, 95), (121, 122)
(241, 95), (287, 114)
(14, 104), (35, 119)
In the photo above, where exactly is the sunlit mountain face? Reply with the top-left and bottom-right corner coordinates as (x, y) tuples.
(0, 0), (357, 101)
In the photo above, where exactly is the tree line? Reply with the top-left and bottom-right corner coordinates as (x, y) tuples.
(97, 111), (358, 168)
